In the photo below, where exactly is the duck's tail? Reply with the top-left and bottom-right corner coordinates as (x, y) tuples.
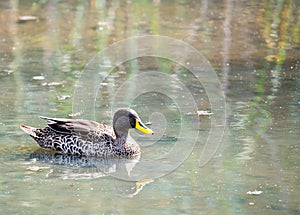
(20, 125), (37, 137)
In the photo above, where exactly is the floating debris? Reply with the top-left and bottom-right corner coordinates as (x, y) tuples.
(265, 55), (277, 62)
(136, 178), (154, 190)
(26, 166), (50, 172)
(57, 95), (71, 100)
(68, 112), (82, 117)
(42, 81), (65, 87)
(128, 178), (154, 197)
(117, 71), (126, 75)
(32, 75), (45, 80)
(144, 121), (152, 125)
(97, 21), (108, 27)
(17, 16), (38, 23)
(0, 69), (14, 75)
(185, 112), (196, 116)
(247, 190), (263, 195)
(197, 110), (213, 116)
(99, 82), (108, 86)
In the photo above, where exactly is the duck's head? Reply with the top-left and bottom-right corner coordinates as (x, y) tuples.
(113, 108), (153, 137)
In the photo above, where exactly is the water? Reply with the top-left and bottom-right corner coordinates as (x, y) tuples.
(1, 0), (299, 214)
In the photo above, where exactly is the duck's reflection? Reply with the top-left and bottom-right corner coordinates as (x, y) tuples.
(28, 149), (139, 180)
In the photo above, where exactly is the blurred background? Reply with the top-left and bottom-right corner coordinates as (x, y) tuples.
(0, 0), (299, 214)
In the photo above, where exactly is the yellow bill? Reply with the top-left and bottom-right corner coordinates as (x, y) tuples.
(135, 119), (153, 135)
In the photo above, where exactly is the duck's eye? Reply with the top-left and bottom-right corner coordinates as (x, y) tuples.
(129, 114), (136, 128)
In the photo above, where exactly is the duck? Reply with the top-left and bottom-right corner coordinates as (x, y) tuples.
(20, 108), (153, 158)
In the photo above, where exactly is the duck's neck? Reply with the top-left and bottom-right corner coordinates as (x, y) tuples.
(114, 129), (129, 144)
(114, 130), (140, 156)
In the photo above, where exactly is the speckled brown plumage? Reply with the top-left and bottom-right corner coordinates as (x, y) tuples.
(20, 108), (153, 158)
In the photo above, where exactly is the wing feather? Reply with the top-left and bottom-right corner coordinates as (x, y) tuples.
(39, 116), (113, 137)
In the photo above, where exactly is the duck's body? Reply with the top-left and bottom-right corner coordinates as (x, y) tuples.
(20, 108), (153, 158)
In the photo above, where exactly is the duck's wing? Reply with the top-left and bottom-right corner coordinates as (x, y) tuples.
(40, 116), (114, 137)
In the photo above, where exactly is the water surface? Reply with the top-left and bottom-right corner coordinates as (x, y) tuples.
(0, 0), (299, 214)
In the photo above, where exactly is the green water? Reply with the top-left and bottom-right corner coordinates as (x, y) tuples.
(0, 0), (299, 214)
